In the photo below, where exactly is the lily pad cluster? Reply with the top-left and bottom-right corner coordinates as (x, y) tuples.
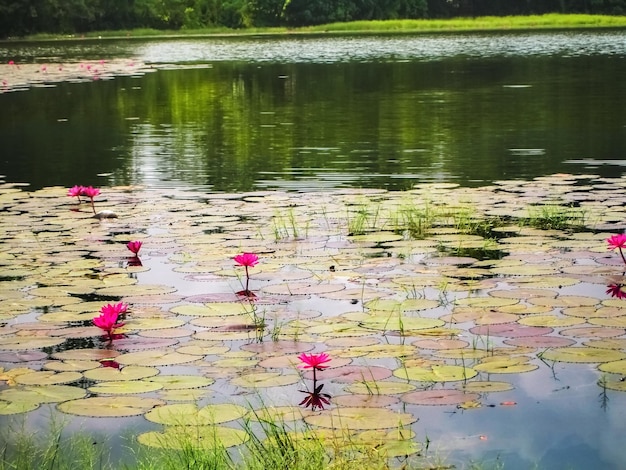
(1, 173), (626, 461)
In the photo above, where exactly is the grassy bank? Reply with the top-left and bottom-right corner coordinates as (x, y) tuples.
(20, 14), (626, 41)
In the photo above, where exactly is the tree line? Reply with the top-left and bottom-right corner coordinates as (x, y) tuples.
(1, 0), (625, 38)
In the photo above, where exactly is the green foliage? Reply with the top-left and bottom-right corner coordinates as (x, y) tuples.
(3, 0), (626, 38)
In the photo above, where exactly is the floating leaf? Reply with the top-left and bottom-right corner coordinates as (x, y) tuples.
(148, 375), (214, 390)
(474, 356), (538, 374)
(0, 336), (66, 350)
(459, 381), (514, 393)
(598, 359), (626, 374)
(231, 372), (300, 388)
(541, 347), (626, 363)
(145, 403), (248, 426)
(137, 426), (248, 449)
(401, 389), (480, 406)
(345, 381), (416, 395)
(15, 371), (82, 385)
(393, 364), (477, 382)
(334, 394), (400, 407)
(469, 323), (553, 337)
(88, 380), (164, 394)
(58, 396), (165, 417)
(0, 400), (39, 415)
(84, 365), (160, 381)
(0, 384), (86, 404)
(115, 350), (199, 367)
(304, 407), (415, 430)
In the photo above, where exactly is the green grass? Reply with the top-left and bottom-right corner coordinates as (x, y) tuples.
(13, 14), (626, 42)
(0, 415), (453, 470)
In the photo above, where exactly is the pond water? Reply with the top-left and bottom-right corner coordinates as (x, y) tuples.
(1, 29), (626, 191)
(1, 31), (626, 470)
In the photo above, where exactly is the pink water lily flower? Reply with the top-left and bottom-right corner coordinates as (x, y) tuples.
(93, 303), (127, 342)
(607, 234), (626, 264)
(68, 185), (85, 202)
(100, 302), (128, 316)
(127, 240), (142, 255)
(234, 252), (259, 298)
(81, 186), (101, 214)
(607, 234), (626, 250)
(298, 352), (331, 370)
(233, 253), (259, 267)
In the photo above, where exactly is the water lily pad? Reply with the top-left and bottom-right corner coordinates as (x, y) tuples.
(469, 323), (553, 337)
(0, 336), (66, 350)
(43, 360), (101, 372)
(249, 406), (311, 422)
(474, 356), (538, 374)
(393, 364), (477, 382)
(88, 380), (164, 394)
(344, 381), (416, 395)
(541, 347), (626, 363)
(147, 375), (214, 389)
(517, 315), (585, 327)
(304, 407), (415, 430)
(15, 370), (82, 385)
(52, 349), (120, 361)
(231, 372), (300, 388)
(598, 359), (626, 374)
(84, 365), (160, 381)
(115, 350), (199, 367)
(413, 338), (470, 350)
(159, 389), (211, 401)
(0, 384), (86, 403)
(137, 426), (248, 449)
(401, 389), (480, 406)
(58, 396), (165, 417)
(97, 284), (177, 297)
(503, 336), (576, 348)
(316, 365), (392, 383)
(0, 400), (39, 415)
(262, 282), (345, 295)
(459, 381), (514, 393)
(332, 394), (399, 407)
(145, 403), (248, 426)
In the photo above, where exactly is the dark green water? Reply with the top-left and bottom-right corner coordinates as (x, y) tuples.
(1, 31), (625, 191)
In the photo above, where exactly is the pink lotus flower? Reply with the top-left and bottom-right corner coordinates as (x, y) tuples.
(298, 352), (331, 370)
(234, 253), (259, 298)
(93, 302), (127, 342)
(100, 302), (128, 316)
(607, 234), (626, 250)
(81, 186), (100, 214)
(607, 284), (626, 299)
(607, 234), (626, 264)
(234, 253), (259, 267)
(67, 185), (84, 202)
(127, 240), (142, 255)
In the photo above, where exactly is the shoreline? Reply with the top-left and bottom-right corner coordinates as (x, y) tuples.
(3, 14), (626, 43)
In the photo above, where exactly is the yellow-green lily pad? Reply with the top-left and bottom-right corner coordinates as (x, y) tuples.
(231, 372), (300, 388)
(304, 407), (416, 430)
(83, 365), (160, 381)
(137, 425), (248, 449)
(88, 380), (164, 394)
(0, 384), (86, 403)
(541, 347), (626, 363)
(147, 375), (214, 389)
(58, 396), (165, 417)
(145, 403), (248, 426)
(393, 364), (478, 382)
